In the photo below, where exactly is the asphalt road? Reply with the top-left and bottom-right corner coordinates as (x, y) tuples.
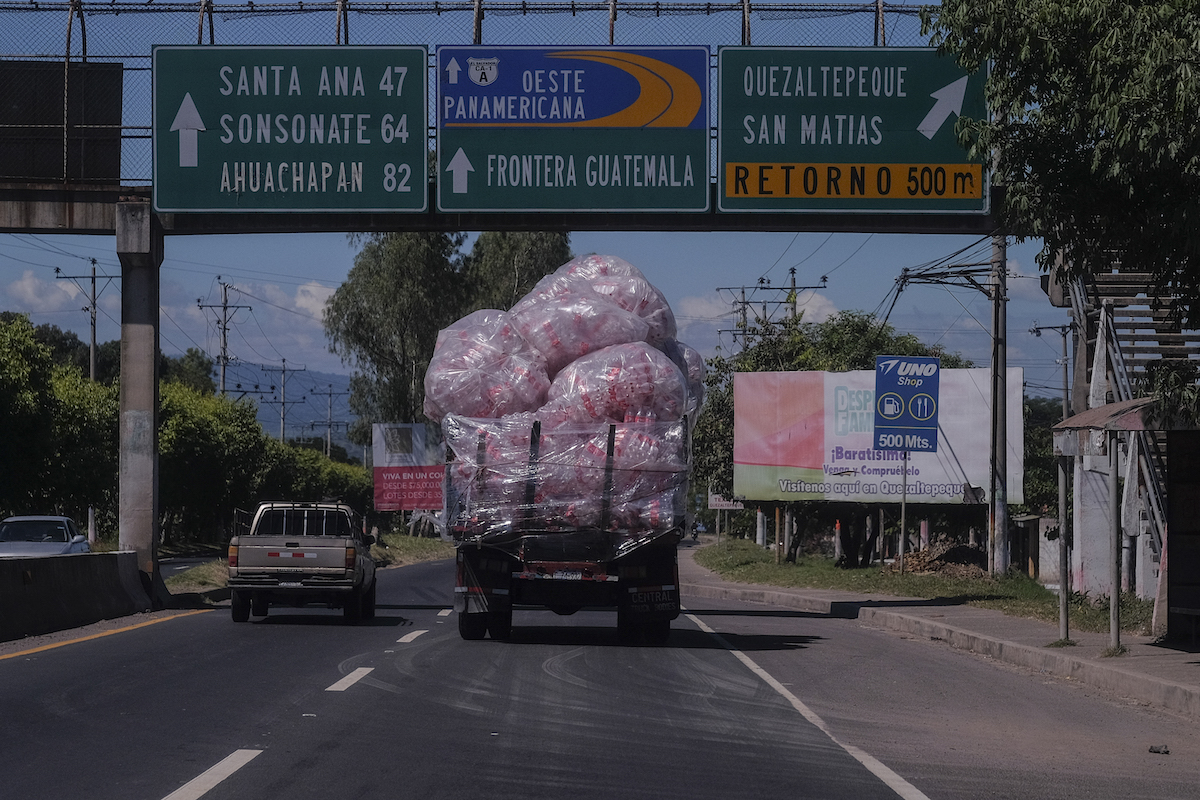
(4, 556), (1199, 800)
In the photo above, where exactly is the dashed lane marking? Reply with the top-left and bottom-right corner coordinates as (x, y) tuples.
(397, 629), (428, 643)
(326, 666), (374, 691)
(161, 749), (261, 800)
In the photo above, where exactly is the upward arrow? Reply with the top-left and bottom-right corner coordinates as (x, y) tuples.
(446, 58), (462, 85)
(170, 93), (206, 167)
(917, 75), (970, 140)
(446, 148), (474, 194)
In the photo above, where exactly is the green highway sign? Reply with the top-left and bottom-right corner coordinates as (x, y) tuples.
(153, 46), (427, 213)
(436, 46), (709, 213)
(718, 47), (987, 214)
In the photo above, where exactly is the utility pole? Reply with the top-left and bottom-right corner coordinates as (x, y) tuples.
(55, 260), (116, 381)
(991, 235), (1009, 574)
(718, 274), (827, 350)
(310, 384), (350, 457)
(197, 279), (251, 394)
(895, 254), (1009, 575)
(261, 359), (307, 441)
(1032, 321), (1073, 641)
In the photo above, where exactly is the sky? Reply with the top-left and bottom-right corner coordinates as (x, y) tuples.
(1, 227), (1072, 414)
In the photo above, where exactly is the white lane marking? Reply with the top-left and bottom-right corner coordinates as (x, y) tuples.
(685, 613), (932, 800)
(161, 749), (261, 800)
(438, 609), (452, 617)
(397, 629), (428, 643)
(326, 666), (374, 691)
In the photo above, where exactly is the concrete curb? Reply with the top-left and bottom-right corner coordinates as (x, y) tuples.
(682, 582), (1200, 720)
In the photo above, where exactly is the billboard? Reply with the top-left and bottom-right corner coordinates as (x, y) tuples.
(372, 423), (443, 512)
(733, 369), (1023, 504)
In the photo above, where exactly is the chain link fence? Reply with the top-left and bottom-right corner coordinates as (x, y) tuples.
(0, 1), (931, 185)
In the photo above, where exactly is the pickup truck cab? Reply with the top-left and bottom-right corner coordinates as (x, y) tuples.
(227, 501), (376, 623)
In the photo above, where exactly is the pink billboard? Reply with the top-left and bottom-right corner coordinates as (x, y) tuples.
(733, 369), (1023, 504)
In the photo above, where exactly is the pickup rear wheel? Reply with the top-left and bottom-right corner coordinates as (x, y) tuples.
(231, 590), (250, 623)
(343, 589), (363, 624)
(458, 611), (488, 640)
(361, 581), (377, 620)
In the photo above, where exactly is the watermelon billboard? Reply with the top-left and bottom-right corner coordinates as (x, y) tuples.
(732, 368), (1023, 504)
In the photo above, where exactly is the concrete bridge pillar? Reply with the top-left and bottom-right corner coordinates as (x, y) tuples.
(116, 201), (168, 607)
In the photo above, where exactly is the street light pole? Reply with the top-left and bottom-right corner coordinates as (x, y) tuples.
(1032, 322), (1073, 641)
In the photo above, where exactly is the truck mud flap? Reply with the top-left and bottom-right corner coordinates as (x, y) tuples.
(620, 583), (680, 622)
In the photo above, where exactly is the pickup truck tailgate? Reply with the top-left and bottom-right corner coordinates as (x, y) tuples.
(233, 536), (352, 572)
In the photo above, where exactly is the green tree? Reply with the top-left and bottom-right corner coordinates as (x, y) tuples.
(158, 382), (270, 542)
(922, 1), (1200, 321)
(460, 231), (573, 313)
(50, 366), (119, 527)
(1017, 395), (1062, 517)
(0, 314), (57, 513)
(324, 231), (572, 442)
(162, 347), (217, 394)
(694, 311), (972, 495)
(325, 232), (466, 443)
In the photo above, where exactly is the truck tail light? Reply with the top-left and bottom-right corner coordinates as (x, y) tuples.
(227, 545), (238, 567)
(345, 546), (356, 569)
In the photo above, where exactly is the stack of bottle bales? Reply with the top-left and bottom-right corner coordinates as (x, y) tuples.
(424, 255), (705, 538)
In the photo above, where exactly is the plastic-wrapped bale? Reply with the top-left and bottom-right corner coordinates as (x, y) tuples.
(443, 413), (543, 532)
(422, 309), (551, 423)
(444, 415), (688, 537)
(554, 255), (677, 347)
(509, 286), (650, 378)
(540, 342), (688, 425)
(662, 338), (707, 420)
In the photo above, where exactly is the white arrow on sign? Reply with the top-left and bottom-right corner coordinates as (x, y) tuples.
(446, 57), (462, 85)
(446, 148), (474, 194)
(916, 75), (969, 140)
(170, 93), (206, 167)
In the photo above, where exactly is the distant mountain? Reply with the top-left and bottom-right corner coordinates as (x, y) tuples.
(219, 362), (360, 459)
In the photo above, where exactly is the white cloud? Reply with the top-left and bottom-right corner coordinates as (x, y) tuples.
(295, 281), (334, 319)
(7, 270), (80, 311)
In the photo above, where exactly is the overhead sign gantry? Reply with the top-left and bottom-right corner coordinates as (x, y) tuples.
(152, 46), (428, 213)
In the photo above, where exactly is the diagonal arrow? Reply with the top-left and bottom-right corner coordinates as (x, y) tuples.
(446, 57), (462, 85)
(170, 93), (206, 167)
(446, 148), (474, 194)
(917, 75), (970, 140)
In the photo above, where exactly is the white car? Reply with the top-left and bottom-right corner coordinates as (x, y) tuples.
(0, 516), (90, 557)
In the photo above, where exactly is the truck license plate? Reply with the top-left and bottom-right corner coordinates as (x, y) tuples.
(553, 570), (583, 580)
(279, 581), (303, 587)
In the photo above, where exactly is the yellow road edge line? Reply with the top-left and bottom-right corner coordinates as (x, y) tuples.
(0, 609), (213, 661)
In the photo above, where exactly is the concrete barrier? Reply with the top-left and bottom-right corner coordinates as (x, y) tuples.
(0, 551), (152, 643)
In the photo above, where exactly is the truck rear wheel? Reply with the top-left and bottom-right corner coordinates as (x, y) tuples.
(458, 611), (488, 640)
(231, 590), (250, 623)
(487, 600), (513, 641)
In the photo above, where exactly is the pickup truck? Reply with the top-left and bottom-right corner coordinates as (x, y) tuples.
(226, 501), (377, 623)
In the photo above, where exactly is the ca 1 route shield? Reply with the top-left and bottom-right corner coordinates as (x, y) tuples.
(436, 46), (709, 213)
(153, 46), (428, 213)
(874, 355), (940, 453)
(718, 47), (987, 214)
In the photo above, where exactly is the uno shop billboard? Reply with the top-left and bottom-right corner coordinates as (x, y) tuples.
(436, 46), (710, 212)
(372, 424), (443, 512)
(732, 369), (1022, 504)
(153, 46), (428, 213)
(718, 47), (987, 214)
